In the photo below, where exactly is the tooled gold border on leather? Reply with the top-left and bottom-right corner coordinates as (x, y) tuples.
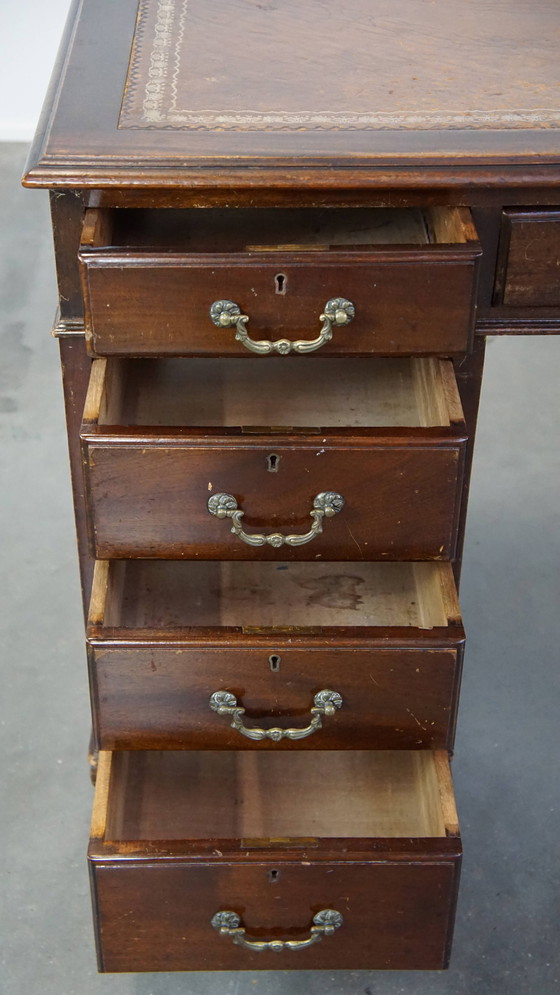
(119, 0), (560, 132)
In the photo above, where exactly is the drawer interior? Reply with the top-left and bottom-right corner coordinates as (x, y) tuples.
(83, 206), (475, 253)
(89, 357), (463, 429)
(91, 560), (460, 631)
(95, 750), (458, 842)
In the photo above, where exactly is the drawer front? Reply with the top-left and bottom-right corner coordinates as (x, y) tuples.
(90, 751), (461, 972)
(90, 646), (463, 751)
(81, 255), (478, 357)
(495, 208), (560, 307)
(82, 442), (464, 560)
(79, 207), (480, 358)
(91, 859), (459, 972)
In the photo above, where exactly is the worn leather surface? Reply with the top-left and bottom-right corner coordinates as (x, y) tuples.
(120, 0), (560, 131)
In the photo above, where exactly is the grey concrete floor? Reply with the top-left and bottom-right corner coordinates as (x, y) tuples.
(1, 142), (559, 995)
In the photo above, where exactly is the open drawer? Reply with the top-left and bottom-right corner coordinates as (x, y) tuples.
(89, 749), (462, 972)
(79, 206), (480, 357)
(80, 356), (467, 560)
(88, 559), (464, 751)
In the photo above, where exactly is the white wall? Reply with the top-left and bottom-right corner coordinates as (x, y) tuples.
(0, 1), (72, 140)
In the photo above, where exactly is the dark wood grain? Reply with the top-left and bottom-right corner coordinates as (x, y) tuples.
(22, 0), (560, 189)
(89, 186), (560, 210)
(50, 190), (86, 319)
(27, 1), (560, 979)
(87, 558), (464, 751)
(82, 253), (478, 359)
(58, 335), (94, 617)
(90, 645), (463, 752)
(91, 858), (460, 972)
(80, 356), (466, 561)
(494, 209), (560, 307)
(452, 336), (487, 587)
(82, 437), (464, 561)
(89, 749), (461, 971)
(79, 206), (479, 357)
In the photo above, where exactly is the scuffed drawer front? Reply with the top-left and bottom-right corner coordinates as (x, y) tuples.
(88, 559), (464, 750)
(80, 358), (467, 561)
(91, 645), (463, 751)
(89, 750), (461, 973)
(83, 440), (464, 560)
(79, 206), (480, 357)
(495, 208), (560, 307)
(92, 859), (459, 973)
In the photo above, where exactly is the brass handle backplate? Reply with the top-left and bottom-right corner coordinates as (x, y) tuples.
(211, 909), (343, 952)
(209, 689), (343, 742)
(210, 298), (355, 355)
(207, 491), (345, 548)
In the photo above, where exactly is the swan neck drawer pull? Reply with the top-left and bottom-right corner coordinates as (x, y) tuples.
(207, 491), (345, 548)
(209, 298), (355, 355)
(209, 689), (343, 742)
(211, 909), (344, 952)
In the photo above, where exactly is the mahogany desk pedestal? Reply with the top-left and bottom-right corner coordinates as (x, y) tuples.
(24, 0), (560, 974)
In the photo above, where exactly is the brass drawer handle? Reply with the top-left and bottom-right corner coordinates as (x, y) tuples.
(207, 491), (345, 548)
(211, 909), (343, 952)
(209, 689), (343, 742)
(210, 298), (355, 355)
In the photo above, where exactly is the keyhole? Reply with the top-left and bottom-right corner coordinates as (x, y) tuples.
(266, 453), (280, 472)
(275, 273), (287, 295)
(268, 868), (281, 883)
(269, 654), (281, 672)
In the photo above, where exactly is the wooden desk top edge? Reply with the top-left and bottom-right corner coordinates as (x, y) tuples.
(23, 0), (560, 190)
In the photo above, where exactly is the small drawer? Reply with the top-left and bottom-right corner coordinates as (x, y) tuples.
(88, 559), (464, 751)
(80, 356), (467, 560)
(89, 749), (461, 972)
(79, 206), (480, 357)
(494, 208), (560, 307)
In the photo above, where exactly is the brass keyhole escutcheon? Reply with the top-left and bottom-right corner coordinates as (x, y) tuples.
(275, 273), (287, 295)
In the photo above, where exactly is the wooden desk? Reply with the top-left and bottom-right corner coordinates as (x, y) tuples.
(24, 0), (560, 973)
